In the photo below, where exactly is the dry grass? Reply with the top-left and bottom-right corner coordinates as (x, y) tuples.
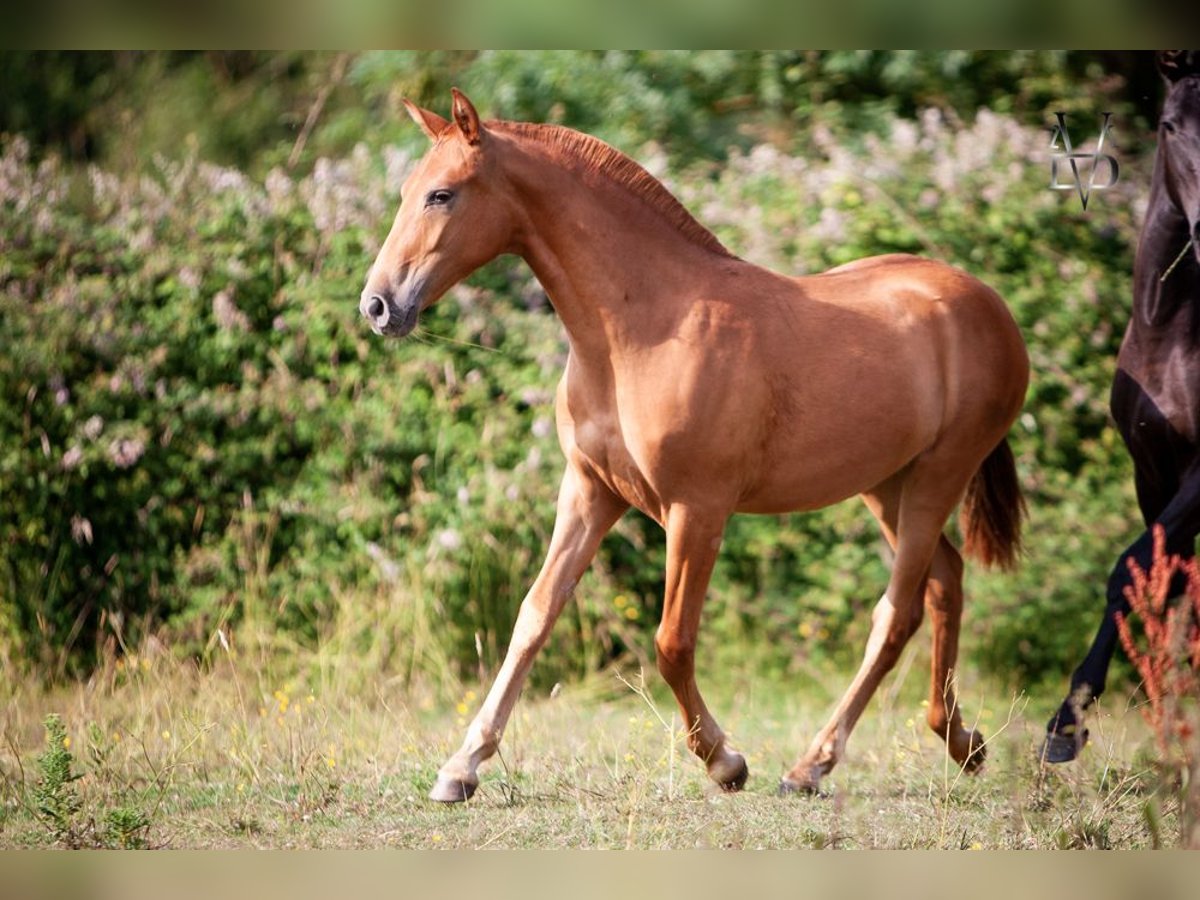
(0, 632), (1173, 849)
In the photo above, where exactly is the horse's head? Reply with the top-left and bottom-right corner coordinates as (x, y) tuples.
(360, 90), (516, 337)
(1159, 51), (1200, 260)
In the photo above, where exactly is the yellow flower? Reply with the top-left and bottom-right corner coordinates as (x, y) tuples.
(798, 621), (814, 639)
(455, 702), (468, 715)
(623, 606), (639, 620)
(62, 737), (71, 749)
(161, 730), (170, 741)
(613, 595), (627, 608)
(326, 757), (336, 769)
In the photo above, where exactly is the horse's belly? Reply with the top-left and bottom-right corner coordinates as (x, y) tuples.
(735, 430), (926, 514)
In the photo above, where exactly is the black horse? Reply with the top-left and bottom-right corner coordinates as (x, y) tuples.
(1043, 50), (1200, 763)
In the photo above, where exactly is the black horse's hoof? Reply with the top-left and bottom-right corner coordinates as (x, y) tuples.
(1039, 729), (1088, 764)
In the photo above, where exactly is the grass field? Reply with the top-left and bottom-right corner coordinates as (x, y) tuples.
(0, 635), (1173, 850)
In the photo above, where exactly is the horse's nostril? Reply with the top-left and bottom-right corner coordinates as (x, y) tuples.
(368, 295), (386, 321)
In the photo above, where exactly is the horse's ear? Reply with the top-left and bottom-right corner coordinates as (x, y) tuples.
(1158, 50), (1200, 83)
(450, 88), (482, 146)
(403, 99), (450, 142)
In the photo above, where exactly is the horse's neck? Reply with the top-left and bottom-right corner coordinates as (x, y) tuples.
(1121, 167), (1200, 411)
(507, 150), (727, 362)
(1131, 172), (1197, 333)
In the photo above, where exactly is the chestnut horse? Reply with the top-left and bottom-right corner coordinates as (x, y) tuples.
(1043, 51), (1200, 762)
(362, 90), (1029, 801)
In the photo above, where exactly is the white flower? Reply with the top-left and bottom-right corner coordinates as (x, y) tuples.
(70, 515), (93, 546)
(212, 288), (250, 332)
(436, 529), (463, 552)
(108, 437), (145, 469)
(62, 446), (83, 471)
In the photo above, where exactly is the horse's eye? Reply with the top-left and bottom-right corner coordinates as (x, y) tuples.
(426, 189), (454, 207)
(1161, 118), (1177, 135)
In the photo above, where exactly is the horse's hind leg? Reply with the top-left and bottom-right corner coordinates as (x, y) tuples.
(654, 503), (748, 790)
(429, 466), (627, 802)
(857, 483), (982, 769)
(780, 463), (976, 794)
(924, 536), (985, 769)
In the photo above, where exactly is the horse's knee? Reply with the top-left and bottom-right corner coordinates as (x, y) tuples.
(875, 616), (920, 667)
(1106, 552), (1137, 599)
(654, 630), (694, 684)
(926, 705), (950, 738)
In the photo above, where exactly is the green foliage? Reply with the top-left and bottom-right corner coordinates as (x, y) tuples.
(103, 805), (151, 850)
(33, 714), (82, 842)
(342, 50), (1150, 166)
(3, 52), (1160, 175)
(26, 714), (154, 848)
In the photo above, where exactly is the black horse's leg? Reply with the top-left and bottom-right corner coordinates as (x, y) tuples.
(1041, 466), (1200, 763)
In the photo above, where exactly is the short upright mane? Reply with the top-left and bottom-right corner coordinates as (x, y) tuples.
(493, 121), (734, 259)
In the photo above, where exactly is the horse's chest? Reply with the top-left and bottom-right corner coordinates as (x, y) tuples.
(570, 409), (667, 522)
(1118, 333), (1200, 445)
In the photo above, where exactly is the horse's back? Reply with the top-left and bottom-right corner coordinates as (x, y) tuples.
(803, 254), (1026, 379)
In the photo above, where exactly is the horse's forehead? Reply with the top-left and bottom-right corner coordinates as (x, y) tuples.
(409, 137), (477, 187)
(1165, 75), (1200, 116)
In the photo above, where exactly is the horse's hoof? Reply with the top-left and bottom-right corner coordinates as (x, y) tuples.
(716, 756), (749, 792)
(1039, 729), (1088, 764)
(428, 774), (478, 803)
(961, 731), (987, 773)
(777, 777), (820, 797)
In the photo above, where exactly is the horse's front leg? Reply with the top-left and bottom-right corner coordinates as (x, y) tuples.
(429, 466), (627, 802)
(1042, 463), (1200, 763)
(655, 503), (748, 791)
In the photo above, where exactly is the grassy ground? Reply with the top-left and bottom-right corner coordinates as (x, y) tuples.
(0, 640), (1174, 849)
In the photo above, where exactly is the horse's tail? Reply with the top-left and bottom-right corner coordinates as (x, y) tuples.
(959, 438), (1025, 570)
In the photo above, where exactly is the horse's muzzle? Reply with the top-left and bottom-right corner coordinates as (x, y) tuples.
(360, 290), (418, 338)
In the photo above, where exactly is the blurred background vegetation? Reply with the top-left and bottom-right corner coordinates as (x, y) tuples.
(0, 51), (1170, 711)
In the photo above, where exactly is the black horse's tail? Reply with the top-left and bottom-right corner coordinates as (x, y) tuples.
(960, 438), (1025, 570)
